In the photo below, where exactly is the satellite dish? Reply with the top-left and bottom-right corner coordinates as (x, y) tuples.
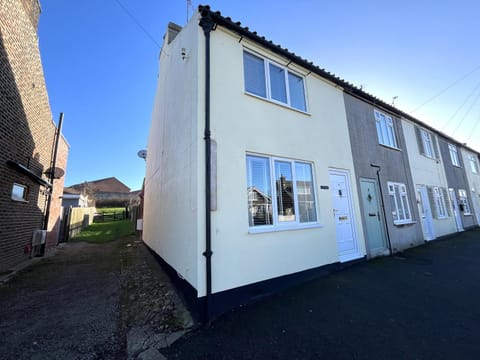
(137, 150), (147, 160)
(44, 167), (65, 179)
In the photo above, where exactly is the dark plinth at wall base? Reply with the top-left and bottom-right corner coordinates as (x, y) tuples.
(144, 241), (366, 323)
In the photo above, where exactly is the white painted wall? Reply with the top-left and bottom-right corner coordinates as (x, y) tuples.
(401, 119), (457, 237)
(207, 27), (365, 294)
(460, 148), (480, 225)
(144, 15), (203, 290)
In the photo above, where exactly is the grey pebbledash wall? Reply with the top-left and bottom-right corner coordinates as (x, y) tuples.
(343, 93), (424, 252)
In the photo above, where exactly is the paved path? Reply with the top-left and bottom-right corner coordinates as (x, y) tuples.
(163, 228), (480, 359)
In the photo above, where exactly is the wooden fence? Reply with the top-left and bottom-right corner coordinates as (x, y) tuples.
(59, 207), (96, 242)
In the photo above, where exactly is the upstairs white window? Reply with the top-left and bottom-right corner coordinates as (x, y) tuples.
(374, 110), (398, 148)
(421, 130), (434, 158)
(246, 154), (317, 229)
(458, 189), (471, 215)
(243, 50), (307, 112)
(448, 144), (461, 167)
(433, 187), (448, 219)
(388, 182), (412, 225)
(468, 154), (479, 174)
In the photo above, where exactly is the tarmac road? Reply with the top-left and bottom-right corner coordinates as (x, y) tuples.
(163, 228), (480, 359)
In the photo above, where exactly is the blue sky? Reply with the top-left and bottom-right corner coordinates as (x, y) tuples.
(39, 0), (480, 190)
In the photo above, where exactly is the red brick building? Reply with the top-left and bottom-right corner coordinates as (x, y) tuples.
(0, 0), (69, 272)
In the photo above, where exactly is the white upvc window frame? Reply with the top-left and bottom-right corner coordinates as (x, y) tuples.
(421, 129), (435, 159)
(246, 153), (319, 233)
(11, 183), (28, 202)
(243, 49), (308, 112)
(387, 181), (413, 225)
(374, 109), (398, 149)
(468, 153), (479, 174)
(448, 143), (461, 167)
(458, 189), (472, 215)
(433, 187), (448, 219)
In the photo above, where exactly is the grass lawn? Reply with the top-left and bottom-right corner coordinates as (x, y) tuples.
(72, 219), (134, 243)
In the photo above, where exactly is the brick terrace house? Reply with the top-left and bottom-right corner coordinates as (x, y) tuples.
(0, 0), (69, 272)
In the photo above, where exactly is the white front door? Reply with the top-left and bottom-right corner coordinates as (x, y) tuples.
(416, 185), (435, 241)
(449, 188), (464, 232)
(329, 169), (361, 262)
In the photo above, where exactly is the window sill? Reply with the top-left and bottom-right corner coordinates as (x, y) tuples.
(379, 143), (401, 151)
(393, 220), (416, 226)
(11, 198), (28, 203)
(452, 164), (462, 168)
(244, 91), (311, 116)
(248, 222), (323, 234)
(436, 216), (448, 220)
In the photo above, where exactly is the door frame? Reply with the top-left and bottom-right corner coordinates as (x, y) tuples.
(359, 177), (389, 258)
(328, 168), (361, 262)
(449, 188), (464, 232)
(416, 185), (435, 241)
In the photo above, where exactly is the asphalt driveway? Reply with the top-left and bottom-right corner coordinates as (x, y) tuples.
(163, 228), (480, 359)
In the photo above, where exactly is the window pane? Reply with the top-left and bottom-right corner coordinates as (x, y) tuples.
(269, 63), (287, 103)
(243, 52), (266, 97)
(288, 72), (306, 111)
(295, 162), (316, 223)
(246, 156), (272, 226)
(375, 120), (384, 144)
(395, 185), (404, 220)
(401, 194), (410, 220)
(12, 183), (27, 201)
(390, 194), (398, 221)
(275, 161), (295, 222)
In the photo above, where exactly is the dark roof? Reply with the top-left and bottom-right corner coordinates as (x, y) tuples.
(68, 177), (131, 193)
(198, 5), (478, 154)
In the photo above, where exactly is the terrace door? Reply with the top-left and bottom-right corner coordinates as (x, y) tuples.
(329, 169), (361, 262)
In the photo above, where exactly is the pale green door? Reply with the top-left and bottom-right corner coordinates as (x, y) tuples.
(360, 178), (388, 257)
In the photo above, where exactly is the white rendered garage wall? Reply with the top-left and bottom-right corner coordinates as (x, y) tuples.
(144, 16), (203, 290)
(206, 27), (366, 294)
(401, 119), (456, 237)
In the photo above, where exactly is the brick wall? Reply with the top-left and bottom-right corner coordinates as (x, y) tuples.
(0, 0), (69, 271)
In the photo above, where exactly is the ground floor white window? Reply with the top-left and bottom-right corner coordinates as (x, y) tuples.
(458, 189), (471, 215)
(387, 181), (412, 225)
(246, 154), (317, 229)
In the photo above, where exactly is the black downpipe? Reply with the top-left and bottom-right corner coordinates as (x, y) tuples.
(199, 11), (216, 322)
(370, 164), (393, 254)
(41, 112), (64, 254)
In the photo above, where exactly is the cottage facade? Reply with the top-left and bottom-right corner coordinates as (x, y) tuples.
(401, 119), (457, 240)
(438, 136), (477, 231)
(460, 149), (480, 224)
(144, 9), (368, 316)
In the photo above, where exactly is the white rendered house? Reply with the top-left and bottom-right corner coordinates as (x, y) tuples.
(143, 6), (367, 319)
(401, 118), (457, 240)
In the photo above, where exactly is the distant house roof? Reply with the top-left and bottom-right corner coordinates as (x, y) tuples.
(197, 5), (479, 154)
(67, 177), (131, 194)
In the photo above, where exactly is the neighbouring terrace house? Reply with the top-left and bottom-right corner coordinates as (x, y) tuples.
(460, 148), (480, 224)
(343, 94), (424, 256)
(401, 119), (457, 241)
(437, 136), (477, 231)
(144, 6), (367, 319)
(0, 0), (69, 272)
